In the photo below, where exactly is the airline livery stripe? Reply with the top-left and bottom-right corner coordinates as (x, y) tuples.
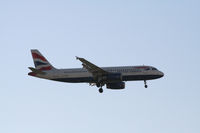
(39, 66), (52, 71)
(28, 72), (37, 76)
(32, 53), (47, 62)
(34, 61), (48, 66)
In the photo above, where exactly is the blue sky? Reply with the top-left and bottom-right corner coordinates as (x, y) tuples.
(0, 0), (200, 133)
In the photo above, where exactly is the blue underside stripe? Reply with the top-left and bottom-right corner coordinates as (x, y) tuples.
(50, 75), (162, 83)
(34, 61), (48, 66)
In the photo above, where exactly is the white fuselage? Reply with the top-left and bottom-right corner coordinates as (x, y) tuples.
(29, 49), (164, 92)
(35, 66), (164, 83)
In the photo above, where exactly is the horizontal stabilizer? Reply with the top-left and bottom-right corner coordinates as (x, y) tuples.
(28, 67), (46, 75)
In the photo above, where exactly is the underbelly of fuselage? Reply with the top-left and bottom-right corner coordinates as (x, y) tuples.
(50, 74), (162, 83)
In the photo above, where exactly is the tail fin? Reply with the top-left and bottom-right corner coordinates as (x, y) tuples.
(31, 49), (56, 71)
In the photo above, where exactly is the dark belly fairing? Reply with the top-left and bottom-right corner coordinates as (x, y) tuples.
(51, 77), (94, 83)
(51, 74), (162, 83)
(122, 74), (163, 81)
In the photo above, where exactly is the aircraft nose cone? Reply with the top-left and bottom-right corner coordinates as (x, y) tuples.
(160, 71), (164, 77)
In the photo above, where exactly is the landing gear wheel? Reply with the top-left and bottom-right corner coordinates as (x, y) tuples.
(96, 83), (100, 88)
(99, 88), (103, 93)
(144, 80), (148, 88)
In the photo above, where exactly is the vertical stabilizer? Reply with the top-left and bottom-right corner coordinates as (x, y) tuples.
(31, 49), (56, 71)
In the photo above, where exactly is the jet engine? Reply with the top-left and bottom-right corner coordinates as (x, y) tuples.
(106, 82), (125, 89)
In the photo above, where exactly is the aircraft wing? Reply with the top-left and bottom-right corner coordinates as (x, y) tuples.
(76, 56), (108, 75)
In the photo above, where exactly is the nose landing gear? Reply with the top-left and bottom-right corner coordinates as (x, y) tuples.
(144, 80), (148, 88)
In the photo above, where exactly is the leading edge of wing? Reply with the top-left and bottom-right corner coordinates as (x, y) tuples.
(76, 56), (108, 75)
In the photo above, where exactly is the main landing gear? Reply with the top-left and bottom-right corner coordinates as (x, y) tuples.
(97, 83), (104, 93)
(144, 80), (148, 88)
(99, 88), (103, 93)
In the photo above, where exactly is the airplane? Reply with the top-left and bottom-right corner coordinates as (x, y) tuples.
(28, 49), (164, 93)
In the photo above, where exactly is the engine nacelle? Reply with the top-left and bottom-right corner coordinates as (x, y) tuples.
(106, 82), (125, 89)
(102, 73), (122, 82)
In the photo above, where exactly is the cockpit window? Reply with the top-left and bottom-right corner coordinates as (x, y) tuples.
(152, 68), (157, 70)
